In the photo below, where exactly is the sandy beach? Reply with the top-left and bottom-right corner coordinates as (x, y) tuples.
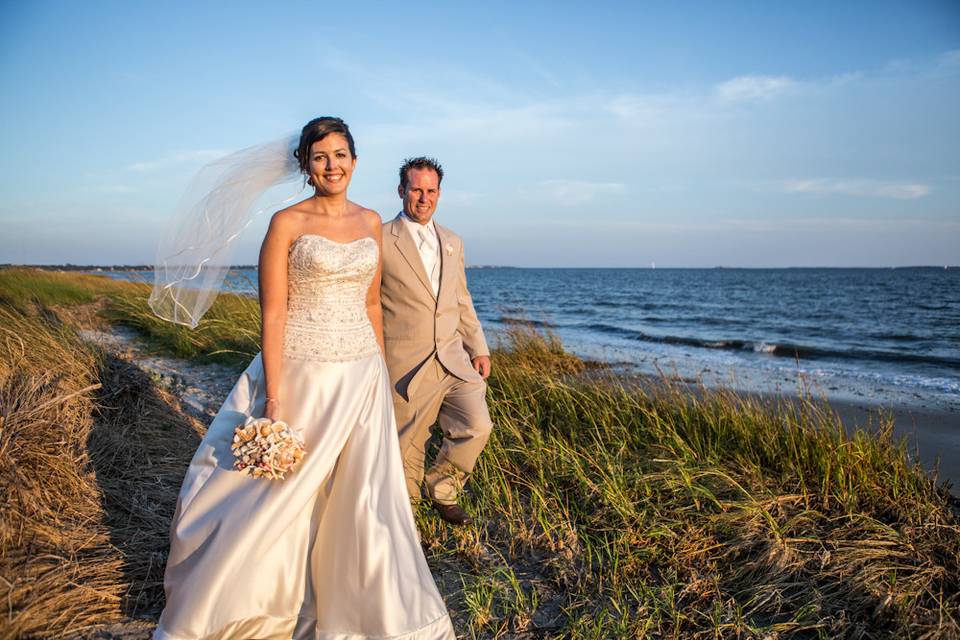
(829, 399), (959, 493)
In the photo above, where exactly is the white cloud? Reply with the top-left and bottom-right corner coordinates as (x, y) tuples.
(826, 71), (863, 87)
(82, 184), (138, 194)
(128, 149), (228, 173)
(715, 75), (796, 102)
(936, 49), (960, 74)
(720, 216), (958, 233)
(605, 94), (678, 121)
(520, 180), (626, 206)
(517, 215), (960, 235)
(507, 47), (563, 88)
(439, 190), (485, 207)
(780, 179), (931, 200)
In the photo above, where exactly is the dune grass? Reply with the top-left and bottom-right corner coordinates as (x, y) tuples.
(1, 268), (958, 639)
(104, 280), (261, 367)
(0, 274), (204, 639)
(0, 268), (127, 309)
(434, 341), (959, 637)
(0, 302), (117, 638)
(0, 267), (261, 366)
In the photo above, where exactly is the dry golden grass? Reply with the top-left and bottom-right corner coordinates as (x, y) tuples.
(424, 327), (960, 638)
(0, 300), (201, 638)
(1, 268), (958, 639)
(0, 304), (121, 638)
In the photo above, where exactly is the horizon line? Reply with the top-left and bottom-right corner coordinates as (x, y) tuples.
(3, 263), (957, 271)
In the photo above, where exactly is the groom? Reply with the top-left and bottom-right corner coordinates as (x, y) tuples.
(380, 156), (493, 526)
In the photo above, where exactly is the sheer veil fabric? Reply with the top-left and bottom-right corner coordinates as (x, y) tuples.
(152, 236), (456, 639)
(149, 130), (457, 637)
(149, 135), (304, 328)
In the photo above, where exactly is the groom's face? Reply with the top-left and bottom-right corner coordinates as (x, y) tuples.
(399, 167), (441, 224)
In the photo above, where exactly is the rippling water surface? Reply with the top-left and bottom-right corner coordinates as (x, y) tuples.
(118, 266), (960, 413)
(465, 267), (959, 412)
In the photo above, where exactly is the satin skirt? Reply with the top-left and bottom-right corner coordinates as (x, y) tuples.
(153, 353), (455, 640)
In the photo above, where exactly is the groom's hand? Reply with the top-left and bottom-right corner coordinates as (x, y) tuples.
(472, 355), (491, 380)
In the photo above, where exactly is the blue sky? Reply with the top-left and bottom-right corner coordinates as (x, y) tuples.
(1, 1), (958, 267)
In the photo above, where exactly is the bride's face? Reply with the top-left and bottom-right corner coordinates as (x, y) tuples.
(308, 133), (356, 195)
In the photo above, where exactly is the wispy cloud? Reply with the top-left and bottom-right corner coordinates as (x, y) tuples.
(321, 51), (520, 118)
(941, 49), (960, 65)
(715, 75), (796, 102)
(127, 149), (228, 173)
(439, 190), (485, 207)
(780, 179), (931, 199)
(935, 49), (960, 75)
(720, 216), (957, 232)
(507, 46), (563, 88)
(82, 184), (138, 194)
(521, 180), (627, 206)
(525, 215), (960, 234)
(604, 93), (681, 122)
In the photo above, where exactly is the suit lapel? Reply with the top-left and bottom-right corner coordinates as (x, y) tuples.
(435, 224), (455, 303)
(390, 214), (435, 300)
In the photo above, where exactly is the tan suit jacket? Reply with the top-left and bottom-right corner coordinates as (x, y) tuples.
(381, 213), (489, 401)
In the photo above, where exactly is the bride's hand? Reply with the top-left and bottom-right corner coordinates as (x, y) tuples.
(264, 398), (281, 421)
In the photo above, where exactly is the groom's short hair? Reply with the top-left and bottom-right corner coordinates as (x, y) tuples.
(399, 157), (444, 190)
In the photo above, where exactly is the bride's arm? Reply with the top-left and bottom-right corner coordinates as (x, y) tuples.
(363, 211), (385, 355)
(259, 213), (292, 421)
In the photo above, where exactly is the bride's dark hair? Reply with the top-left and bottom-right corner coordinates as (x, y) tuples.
(293, 117), (357, 174)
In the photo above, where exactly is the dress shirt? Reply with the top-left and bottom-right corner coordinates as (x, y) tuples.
(400, 212), (441, 297)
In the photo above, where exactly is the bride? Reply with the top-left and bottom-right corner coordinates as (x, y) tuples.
(151, 117), (456, 639)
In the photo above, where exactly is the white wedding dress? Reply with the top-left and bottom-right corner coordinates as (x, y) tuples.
(153, 234), (455, 640)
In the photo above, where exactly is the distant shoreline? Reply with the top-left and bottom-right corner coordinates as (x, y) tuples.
(2, 264), (956, 271)
(0, 264), (258, 272)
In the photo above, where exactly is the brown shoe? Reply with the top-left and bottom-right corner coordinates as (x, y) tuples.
(432, 502), (473, 526)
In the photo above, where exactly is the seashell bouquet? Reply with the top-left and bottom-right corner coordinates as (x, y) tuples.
(231, 416), (306, 480)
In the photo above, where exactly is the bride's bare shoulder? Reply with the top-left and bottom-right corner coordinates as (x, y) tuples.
(345, 200), (378, 218)
(268, 200), (314, 235)
(274, 198), (314, 222)
(347, 201), (381, 228)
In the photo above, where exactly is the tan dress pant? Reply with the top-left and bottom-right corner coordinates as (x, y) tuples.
(393, 356), (493, 505)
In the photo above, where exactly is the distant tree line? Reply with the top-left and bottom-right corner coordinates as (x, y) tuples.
(0, 264), (258, 272)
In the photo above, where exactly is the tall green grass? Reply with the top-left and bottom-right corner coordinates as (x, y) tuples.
(0, 276), (207, 639)
(0, 267), (261, 366)
(0, 268), (123, 308)
(105, 280), (261, 367)
(2, 268), (958, 638)
(438, 338), (959, 637)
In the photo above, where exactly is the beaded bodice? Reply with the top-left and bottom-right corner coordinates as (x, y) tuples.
(283, 234), (380, 362)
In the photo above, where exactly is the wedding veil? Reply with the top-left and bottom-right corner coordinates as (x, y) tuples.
(149, 134), (304, 328)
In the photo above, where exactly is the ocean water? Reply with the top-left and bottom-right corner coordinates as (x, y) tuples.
(466, 267), (959, 413)
(114, 267), (960, 413)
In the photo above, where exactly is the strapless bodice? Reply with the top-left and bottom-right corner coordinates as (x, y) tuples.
(282, 234), (380, 362)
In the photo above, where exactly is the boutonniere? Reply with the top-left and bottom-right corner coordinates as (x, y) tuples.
(445, 244), (454, 256)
